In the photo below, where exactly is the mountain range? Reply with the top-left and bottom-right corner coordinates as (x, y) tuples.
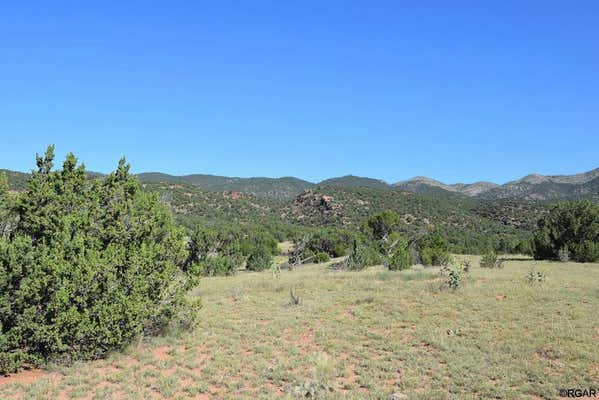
(3, 167), (598, 201)
(136, 168), (599, 201)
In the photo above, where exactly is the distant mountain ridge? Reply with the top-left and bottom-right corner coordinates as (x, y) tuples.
(392, 176), (458, 195)
(3, 167), (598, 201)
(480, 175), (599, 201)
(449, 182), (500, 196)
(508, 168), (599, 185)
(392, 168), (599, 200)
(318, 175), (389, 189)
(137, 172), (315, 199)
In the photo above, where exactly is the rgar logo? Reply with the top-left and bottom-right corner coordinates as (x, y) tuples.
(559, 388), (598, 398)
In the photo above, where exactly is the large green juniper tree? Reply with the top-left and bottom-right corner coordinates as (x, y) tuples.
(0, 146), (196, 374)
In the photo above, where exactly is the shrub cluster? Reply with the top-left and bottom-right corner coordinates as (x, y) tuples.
(382, 232), (411, 271)
(416, 230), (450, 266)
(439, 258), (466, 290)
(341, 239), (381, 270)
(532, 201), (599, 262)
(525, 268), (547, 285)
(186, 227), (242, 276)
(479, 250), (503, 268)
(361, 210), (402, 242)
(288, 228), (357, 266)
(332, 211), (414, 271)
(186, 225), (276, 275)
(0, 147), (195, 374)
(246, 246), (273, 271)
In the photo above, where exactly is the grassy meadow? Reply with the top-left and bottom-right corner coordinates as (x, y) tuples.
(1, 256), (598, 399)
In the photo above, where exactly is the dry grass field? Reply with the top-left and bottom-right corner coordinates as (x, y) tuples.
(1, 256), (598, 399)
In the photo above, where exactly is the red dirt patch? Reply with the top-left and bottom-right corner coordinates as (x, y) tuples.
(266, 381), (285, 394)
(153, 345), (171, 361)
(95, 364), (121, 376)
(400, 334), (413, 344)
(300, 330), (315, 345)
(208, 385), (227, 397)
(0, 369), (58, 387)
(369, 327), (391, 336)
(336, 363), (359, 387)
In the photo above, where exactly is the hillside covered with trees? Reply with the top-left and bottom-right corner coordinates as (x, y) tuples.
(4, 164), (588, 255)
(5, 167), (598, 201)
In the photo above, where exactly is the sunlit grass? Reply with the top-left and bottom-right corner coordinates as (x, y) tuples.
(1, 256), (598, 399)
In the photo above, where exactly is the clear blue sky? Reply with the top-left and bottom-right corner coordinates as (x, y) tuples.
(1, 1), (598, 184)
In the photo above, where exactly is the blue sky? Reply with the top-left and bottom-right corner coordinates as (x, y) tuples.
(1, 1), (598, 184)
